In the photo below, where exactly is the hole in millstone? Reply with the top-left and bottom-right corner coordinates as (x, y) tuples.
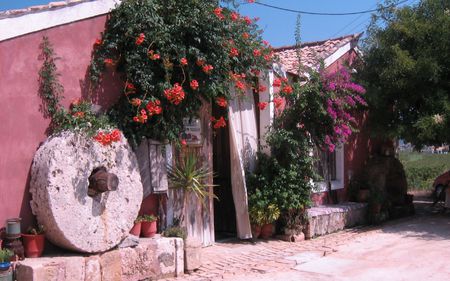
(87, 166), (119, 198)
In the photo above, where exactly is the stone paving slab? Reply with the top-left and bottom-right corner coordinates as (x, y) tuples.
(161, 225), (376, 281)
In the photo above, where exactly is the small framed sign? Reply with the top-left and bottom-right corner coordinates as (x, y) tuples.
(181, 118), (202, 146)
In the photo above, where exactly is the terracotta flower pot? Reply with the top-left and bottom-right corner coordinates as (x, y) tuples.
(22, 234), (45, 258)
(251, 225), (261, 239)
(260, 223), (274, 239)
(129, 222), (142, 237)
(141, 221), (157, 238)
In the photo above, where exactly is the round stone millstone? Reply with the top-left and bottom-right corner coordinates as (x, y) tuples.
(30, 131), (143, 253)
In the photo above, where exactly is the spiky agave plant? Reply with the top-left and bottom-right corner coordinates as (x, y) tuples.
(167, 152), (217, 225)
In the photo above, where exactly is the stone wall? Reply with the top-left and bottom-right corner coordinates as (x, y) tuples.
(16, 237), (184, 281)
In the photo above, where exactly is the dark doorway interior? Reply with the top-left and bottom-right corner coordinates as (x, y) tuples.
(213, 105), (237, 240)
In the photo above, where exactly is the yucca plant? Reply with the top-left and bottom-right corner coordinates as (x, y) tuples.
(167, 152), (217, 225)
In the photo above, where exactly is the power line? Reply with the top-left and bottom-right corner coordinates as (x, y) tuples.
(252, 0), (410, 16)
(330, 1), (381, 38)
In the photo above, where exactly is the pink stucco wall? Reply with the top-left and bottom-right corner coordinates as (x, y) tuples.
(0, 15), (132, 229)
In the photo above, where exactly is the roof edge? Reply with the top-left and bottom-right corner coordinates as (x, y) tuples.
(273, 33), (363, 52)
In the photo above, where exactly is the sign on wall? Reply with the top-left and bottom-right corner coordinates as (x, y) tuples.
(181, 118), (202, 146)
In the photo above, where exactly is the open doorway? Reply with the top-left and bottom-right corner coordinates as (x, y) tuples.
(212, 105), (237, 240)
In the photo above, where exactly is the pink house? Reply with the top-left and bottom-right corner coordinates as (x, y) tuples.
(0, 0), (374, 249)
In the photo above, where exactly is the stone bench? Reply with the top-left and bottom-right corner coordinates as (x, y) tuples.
(15, 236), (184, 281)
(306, 202), (368, 238)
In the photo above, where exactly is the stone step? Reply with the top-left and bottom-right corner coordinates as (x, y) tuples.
(306, 202), (368, 239)
(15, 237), (184, 281)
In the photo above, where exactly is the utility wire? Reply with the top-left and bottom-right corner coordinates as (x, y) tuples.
(252, 0), (410, 16)
(330, 1), (381, 38)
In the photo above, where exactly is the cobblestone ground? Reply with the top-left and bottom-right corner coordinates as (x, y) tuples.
(162, 225), (379, 281)
(162, 199), (450, 281)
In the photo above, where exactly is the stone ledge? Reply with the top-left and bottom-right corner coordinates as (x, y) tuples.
(15, 237), (184, 281)
(306, 202), (367, 238)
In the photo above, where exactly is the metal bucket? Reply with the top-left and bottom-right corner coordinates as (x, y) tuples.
(5, 218), (21, 239)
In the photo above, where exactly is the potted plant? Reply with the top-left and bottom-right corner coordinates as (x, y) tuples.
(167, 152), (217, 227)
(141, 215), (158, 238)
(259, 204), (281, 239)
(249, 205), (264, 239)
(22, 224), (45, 258)
(0, 249), (13, 272)
(130, 216), (143, 237)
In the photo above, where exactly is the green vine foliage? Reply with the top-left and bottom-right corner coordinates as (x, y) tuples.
(89, 0), (274, 145)
(38, 37), (111, 136)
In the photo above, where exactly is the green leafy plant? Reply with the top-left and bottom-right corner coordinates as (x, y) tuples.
(89, 0), (275, 145)
(134, 216), (144, 224)
(162, 226), (187, 240)
(0, 249), (13, 263)
(167, 152), (216, 225)
(27, 224), (45, 235)
(167, 152), (216, 201)
(141, 214), (158, 222)
(38, 37), (112, 137)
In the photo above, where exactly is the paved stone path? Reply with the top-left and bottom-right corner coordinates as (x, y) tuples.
(162, 199), (450, 281)
(161, 225), (377, 281)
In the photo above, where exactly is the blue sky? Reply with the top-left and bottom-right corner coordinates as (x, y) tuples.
(0, 0), (419, 47)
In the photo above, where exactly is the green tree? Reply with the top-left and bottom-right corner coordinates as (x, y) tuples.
(359, 0), (450, 148)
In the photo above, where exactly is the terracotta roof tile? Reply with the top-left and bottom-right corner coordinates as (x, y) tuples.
(274, 33), (362, 75)
(0, 0), (92, 19)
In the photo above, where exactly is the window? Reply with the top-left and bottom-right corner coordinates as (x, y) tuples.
(313, 145), (344, 192)
(315, 150), (337, 181)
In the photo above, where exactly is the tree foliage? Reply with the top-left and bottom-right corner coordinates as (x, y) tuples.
(359, 0), (450, 147)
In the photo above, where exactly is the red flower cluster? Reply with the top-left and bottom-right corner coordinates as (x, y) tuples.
(216, 97), (228, 107)
(230, 47), (239, 57)
(257, 85), (267, 93)
(282, 85), (293, 94)
(258, 102), (268, 110)
(130, 98), (142, 107)
(104, 58), (114, 66)
(148, 50), (160, 60)
(72, 111), (85, 118)
(94, 129), (121, 146)
(272, 78), (282, 87)
(243, 16), (252, 25)
(202, 64), (213, 74)
(190, 80), (199, 90)
(235, 80), (245, 91)
(231, 12), (239, 21)
(136, 33), (145, 45)
(146, 99), (162, 115)
(164, 83), (185, 105)
(133, 109), (148, 123)
(242, 32), (250, 40)
(211, 116), (227, 129)
(214, 7), (224, 20)
(94, 39), (102, 47)
(180, 58), (188, 66)
(273, 97), (284, 109)
(253, 49), (261, 57)
(125, 82), (136, 95)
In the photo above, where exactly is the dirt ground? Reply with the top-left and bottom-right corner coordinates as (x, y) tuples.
(165, 198), (450, 281)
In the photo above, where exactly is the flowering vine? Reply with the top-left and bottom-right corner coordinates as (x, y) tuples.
(89, 0), (275, 145)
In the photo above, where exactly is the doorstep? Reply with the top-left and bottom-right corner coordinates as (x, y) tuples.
(15, 236), (184, 281)
(306, 202), (368, 238)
